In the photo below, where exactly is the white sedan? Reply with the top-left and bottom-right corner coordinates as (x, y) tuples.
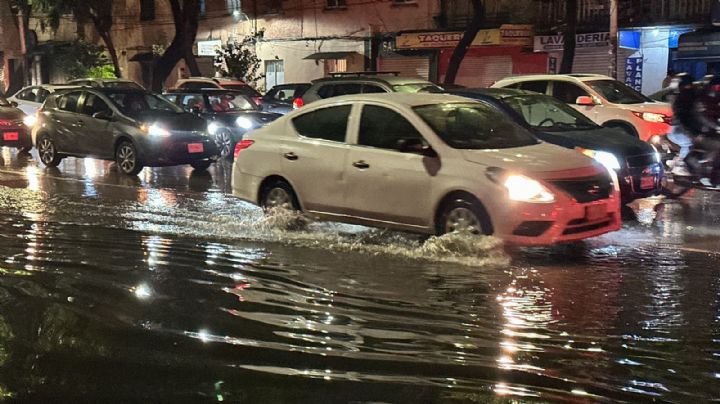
(231, 94), (621, 245)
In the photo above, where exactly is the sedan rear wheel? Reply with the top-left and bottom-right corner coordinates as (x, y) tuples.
(261, 180), (300, 211)
(215, 129), (234, 159)
(37, 136), (62, 167)
(116, 141), (144, 176)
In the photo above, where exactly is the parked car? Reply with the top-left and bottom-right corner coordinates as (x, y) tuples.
(261, 83), (311, 114)
(231, 93), (621, 245)
(174, 77), (263, 105)
(67, 78), (145, 90)
(33, 88), (219, 175)
(451, 88), (664, 205)
(0, 95), (33, 152)
(164, 89), (282, 158)
(298, 72), (443, 107)
(7, 84), (79, 116)
(492, 74), (672, 142)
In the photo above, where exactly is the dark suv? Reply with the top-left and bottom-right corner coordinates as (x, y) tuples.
(33, 88), (219, 175)
(298, 72), (442, 106)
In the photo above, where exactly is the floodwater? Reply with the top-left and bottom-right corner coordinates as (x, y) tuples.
(0, 148), (719, 402)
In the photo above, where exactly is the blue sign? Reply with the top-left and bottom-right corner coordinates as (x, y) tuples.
(625, 56), (643, 92)
(619, 31), (641, 49)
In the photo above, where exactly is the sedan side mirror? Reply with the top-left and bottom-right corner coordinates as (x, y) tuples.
(397, 138), (437, 157)
(575, 96), (596, 106)
(92, 110), (113, 120)
(10, 101), (18, 107)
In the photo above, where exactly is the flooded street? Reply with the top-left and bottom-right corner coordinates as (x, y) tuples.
(0, 148), (719, 402)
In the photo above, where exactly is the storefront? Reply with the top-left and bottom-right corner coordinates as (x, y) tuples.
(675, 28), (720, 80)
(391, 25), (543, 87)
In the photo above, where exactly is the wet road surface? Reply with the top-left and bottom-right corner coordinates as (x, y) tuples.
(0, 148), (719, 402)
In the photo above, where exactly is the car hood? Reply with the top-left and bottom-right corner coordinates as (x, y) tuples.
(610, 101), (672, 115)
(535, 126), (655, 157)
(460, 142), (599, 177)
(0, 107), (25, 120)
(137, 111), (207, 132)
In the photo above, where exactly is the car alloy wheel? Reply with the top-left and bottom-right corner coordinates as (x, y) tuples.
(216, 130), (233, 158)
(265, 187), (293, 210)
(116, 141), (143, 175)
(444, 207), (482, 235)
(38, 137), (61, 167)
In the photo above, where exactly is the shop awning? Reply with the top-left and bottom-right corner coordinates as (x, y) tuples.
(677, 29), (720, 60)
(304, 51), (360, 60)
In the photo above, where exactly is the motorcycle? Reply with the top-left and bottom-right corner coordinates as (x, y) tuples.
(662, 138), (720, 197)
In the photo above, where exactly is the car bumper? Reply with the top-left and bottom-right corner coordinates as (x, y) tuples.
(494, 170), (622, 246)
(139, 136), (220, 166)
(634, 120), (671, 142)
(0, 127), (32, 149)
(618, 163), (664, 203)
(231, 171), (263, 204)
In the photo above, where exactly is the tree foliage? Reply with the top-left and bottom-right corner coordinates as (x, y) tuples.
(55, 41), (116, 80)
(33, 0), (122, 78)
(213, 38), (263, 84)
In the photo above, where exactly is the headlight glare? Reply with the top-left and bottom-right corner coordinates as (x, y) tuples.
(146, 123), (171, 137)
(577, 148), (621, 170)
(236, 117), (254, 130)
(503, 175), (555, 203)
(207, 122), (221, 135)
(23, 115), (37, 127)
(633, 111), (667, 123)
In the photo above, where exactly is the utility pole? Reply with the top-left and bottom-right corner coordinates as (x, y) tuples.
(609, 0), (618, 78)
(17, 7), (28, 86)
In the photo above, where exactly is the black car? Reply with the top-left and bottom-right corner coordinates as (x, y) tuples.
(164, 89), (281, 158)
(452, 88), (664, 204)
(260, 83), (311, 114)
(0, 95), (33, 152)
(34, 88), (219, 175)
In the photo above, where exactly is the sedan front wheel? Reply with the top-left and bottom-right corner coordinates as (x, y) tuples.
(116, 141), (144, 176)
(437, 198), (489, 236)
(215, 129), (234, 159)
(37, 136), (62, 167)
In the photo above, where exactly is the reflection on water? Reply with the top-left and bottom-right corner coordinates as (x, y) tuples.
(0, 149), (718, 401)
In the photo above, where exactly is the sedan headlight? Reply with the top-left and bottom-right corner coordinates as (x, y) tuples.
(23, 115), (37, 127)
(577, 148), (621, 170)
(141, 123), (171, 137)
(503, 175), (555, 203)
(632, 111), (668, 123)
(236, 117), (254, 130)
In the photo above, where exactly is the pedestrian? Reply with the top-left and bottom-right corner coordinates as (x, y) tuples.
(662, 69), (675, 89)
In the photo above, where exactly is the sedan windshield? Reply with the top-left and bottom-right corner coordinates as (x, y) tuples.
(208, 94), (258, 112)
(413, 103), (538, 149)
(503, 95), (599, 131)
(393, 83), (444, 93)
(106, 91), (184, 118)
(586, 80), (651, 104)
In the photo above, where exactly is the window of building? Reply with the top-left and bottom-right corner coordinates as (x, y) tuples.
(292, 105), (352, 142)
(258, 0), (282, 14)
(140, 0), (155, 21)
(325, 59), (347, 74)
(265, 60), (284, 90)
(327, 0), (347, 8)
(359, 105), (424, 150)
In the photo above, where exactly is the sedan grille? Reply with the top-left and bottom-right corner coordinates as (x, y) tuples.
(549, 173), (613, 203)
(626, 154), (656, 168)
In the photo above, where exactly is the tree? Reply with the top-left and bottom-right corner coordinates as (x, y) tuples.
(559, 0), (578, 74)
(214, 38), (263, 84)
(55, 41), (115, 79)
(151, 0), (201, 91)
(444, 0), (484, 85)
(34, 0), (122, 78)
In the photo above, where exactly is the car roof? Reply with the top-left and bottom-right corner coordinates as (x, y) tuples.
(497, 74), (613, 83)
(311, 75), (434, 86)
(306, 93), (477, 108)
(69, 78), (136, 83)
(452, 87), (539, 99)
(164, 88), (252, 95)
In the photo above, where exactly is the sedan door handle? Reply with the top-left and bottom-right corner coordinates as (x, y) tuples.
(352, 160), (370, 169)
(284, 152), (298, 161)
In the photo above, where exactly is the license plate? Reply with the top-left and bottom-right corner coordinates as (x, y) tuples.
(640, 175), (656, 190)
(187, 143), (204, 153)
(2, 132), (18, 141)
(586, 204), (607, 222)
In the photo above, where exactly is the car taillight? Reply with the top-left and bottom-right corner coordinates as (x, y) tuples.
(292, 97), (304, 109)
(234, 139), (254, 158)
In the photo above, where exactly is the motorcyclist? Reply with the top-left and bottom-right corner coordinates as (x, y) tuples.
(690, 75), (720, 186)
(668, 73), (698, 176)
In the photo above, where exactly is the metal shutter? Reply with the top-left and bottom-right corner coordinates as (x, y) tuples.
(444, 55), (513, 88)
(616, 47), (636, 84)
(572, 47), (613, 75)
(378, 56), (431, 80)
